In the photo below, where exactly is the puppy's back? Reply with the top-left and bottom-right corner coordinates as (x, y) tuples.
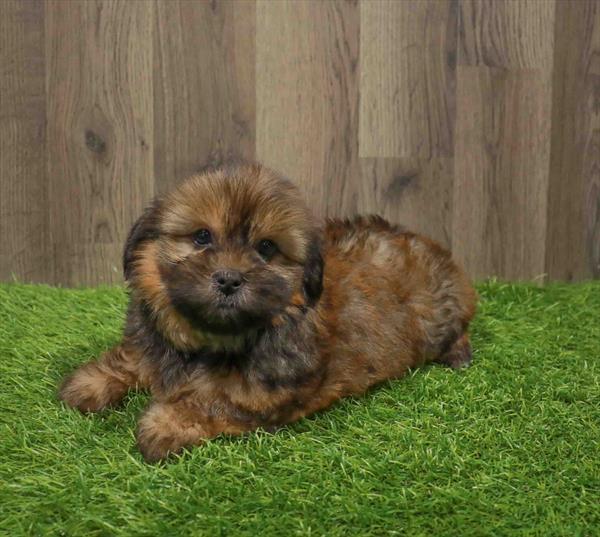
(314, 216), (476, 393)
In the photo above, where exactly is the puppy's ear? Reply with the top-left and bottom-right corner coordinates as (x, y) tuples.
(302, 236), (324, 306)
(123, 202), (160, 281)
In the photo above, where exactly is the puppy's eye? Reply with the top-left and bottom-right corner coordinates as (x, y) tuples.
(257, 239), (277, 259)
(193, 229), (212, 247)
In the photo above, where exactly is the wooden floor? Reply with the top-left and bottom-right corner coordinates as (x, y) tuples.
(1, 0), (598, 286)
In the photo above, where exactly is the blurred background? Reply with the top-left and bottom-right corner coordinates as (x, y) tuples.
(0, 0), (598, 286)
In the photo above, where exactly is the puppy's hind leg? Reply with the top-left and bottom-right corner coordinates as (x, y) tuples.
(435, 333), (473, 369)
(59, 344), (147, 412)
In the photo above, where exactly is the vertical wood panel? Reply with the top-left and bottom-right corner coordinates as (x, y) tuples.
(359, 158), (453, 247)
(359, 0), (457, 159)
(256, 0), (360, 218)
(453, 68), (552, 280)
(46, 0), (154, 286)
(358, 0), (457, 250)
(452, 0), (555, 280)
(0, 0), (48, 282)
(545, 0), (600, 280)
(0, 0), (597, 284)
(459, 0), (555, 69)
(153, 0), (255, 194)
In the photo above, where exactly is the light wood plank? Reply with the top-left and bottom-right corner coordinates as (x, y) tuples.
(359, 0), (457, 158)
(153, 0), (256, 193)
(46, 0), (154, 286)
(0, 0), (49, 282)
(459, 0), (555, 69)
(453, 67), (552, 280)
(256, 0), (360, 218)
(453, 0), (555, 280)
(545, 0), (600, 280)
(359, 158), (453, 248)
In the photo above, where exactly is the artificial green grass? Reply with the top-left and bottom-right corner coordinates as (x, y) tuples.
(0, 281), (599, 536)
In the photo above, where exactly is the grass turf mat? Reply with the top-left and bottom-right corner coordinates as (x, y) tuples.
(0, 281), (599, 536)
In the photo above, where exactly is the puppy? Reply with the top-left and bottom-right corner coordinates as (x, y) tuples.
(59, 162), (477, 462)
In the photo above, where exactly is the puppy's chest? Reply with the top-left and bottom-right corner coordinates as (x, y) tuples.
(196, 346), (321, 393)
(182, 326), (324, 418)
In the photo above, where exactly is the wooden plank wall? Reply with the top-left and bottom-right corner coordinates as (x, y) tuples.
(0, 0), (598, 286)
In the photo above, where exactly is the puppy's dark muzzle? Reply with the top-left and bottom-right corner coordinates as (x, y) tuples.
(212, 270), (244, 296)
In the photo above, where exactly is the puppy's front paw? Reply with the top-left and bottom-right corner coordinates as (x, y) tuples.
(59, 361), (128, 413)
(136, 402), (207, 463)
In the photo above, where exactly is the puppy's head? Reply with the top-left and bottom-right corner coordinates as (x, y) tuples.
(124, 163), (323, 351)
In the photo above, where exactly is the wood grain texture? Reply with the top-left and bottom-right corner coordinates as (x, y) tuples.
(359, 0), (457, 159)
(46, 0), (154, 286)
(153, 0), (255, 194)
(0, 0), (598, 284)
(0, 0), (49, 282)
(256, 0), (360, 218)
(459, 0), (556, 69)
(359, 158), (453, 248)
(358, 0), (457, 251)
(452, 0), (555, 281)
(545, 0), (600, 280)
(452, 67), (553, 281)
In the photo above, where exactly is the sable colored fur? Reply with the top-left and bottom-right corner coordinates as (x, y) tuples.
(59, 162), (477, 462)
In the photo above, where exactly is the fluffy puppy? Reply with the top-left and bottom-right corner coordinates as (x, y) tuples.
(59, 162), (477, 462)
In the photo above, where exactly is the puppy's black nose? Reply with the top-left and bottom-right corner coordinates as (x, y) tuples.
(212, 270), (243, 296)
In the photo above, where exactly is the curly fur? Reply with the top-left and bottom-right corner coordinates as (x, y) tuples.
(59, 162), (477, 462)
